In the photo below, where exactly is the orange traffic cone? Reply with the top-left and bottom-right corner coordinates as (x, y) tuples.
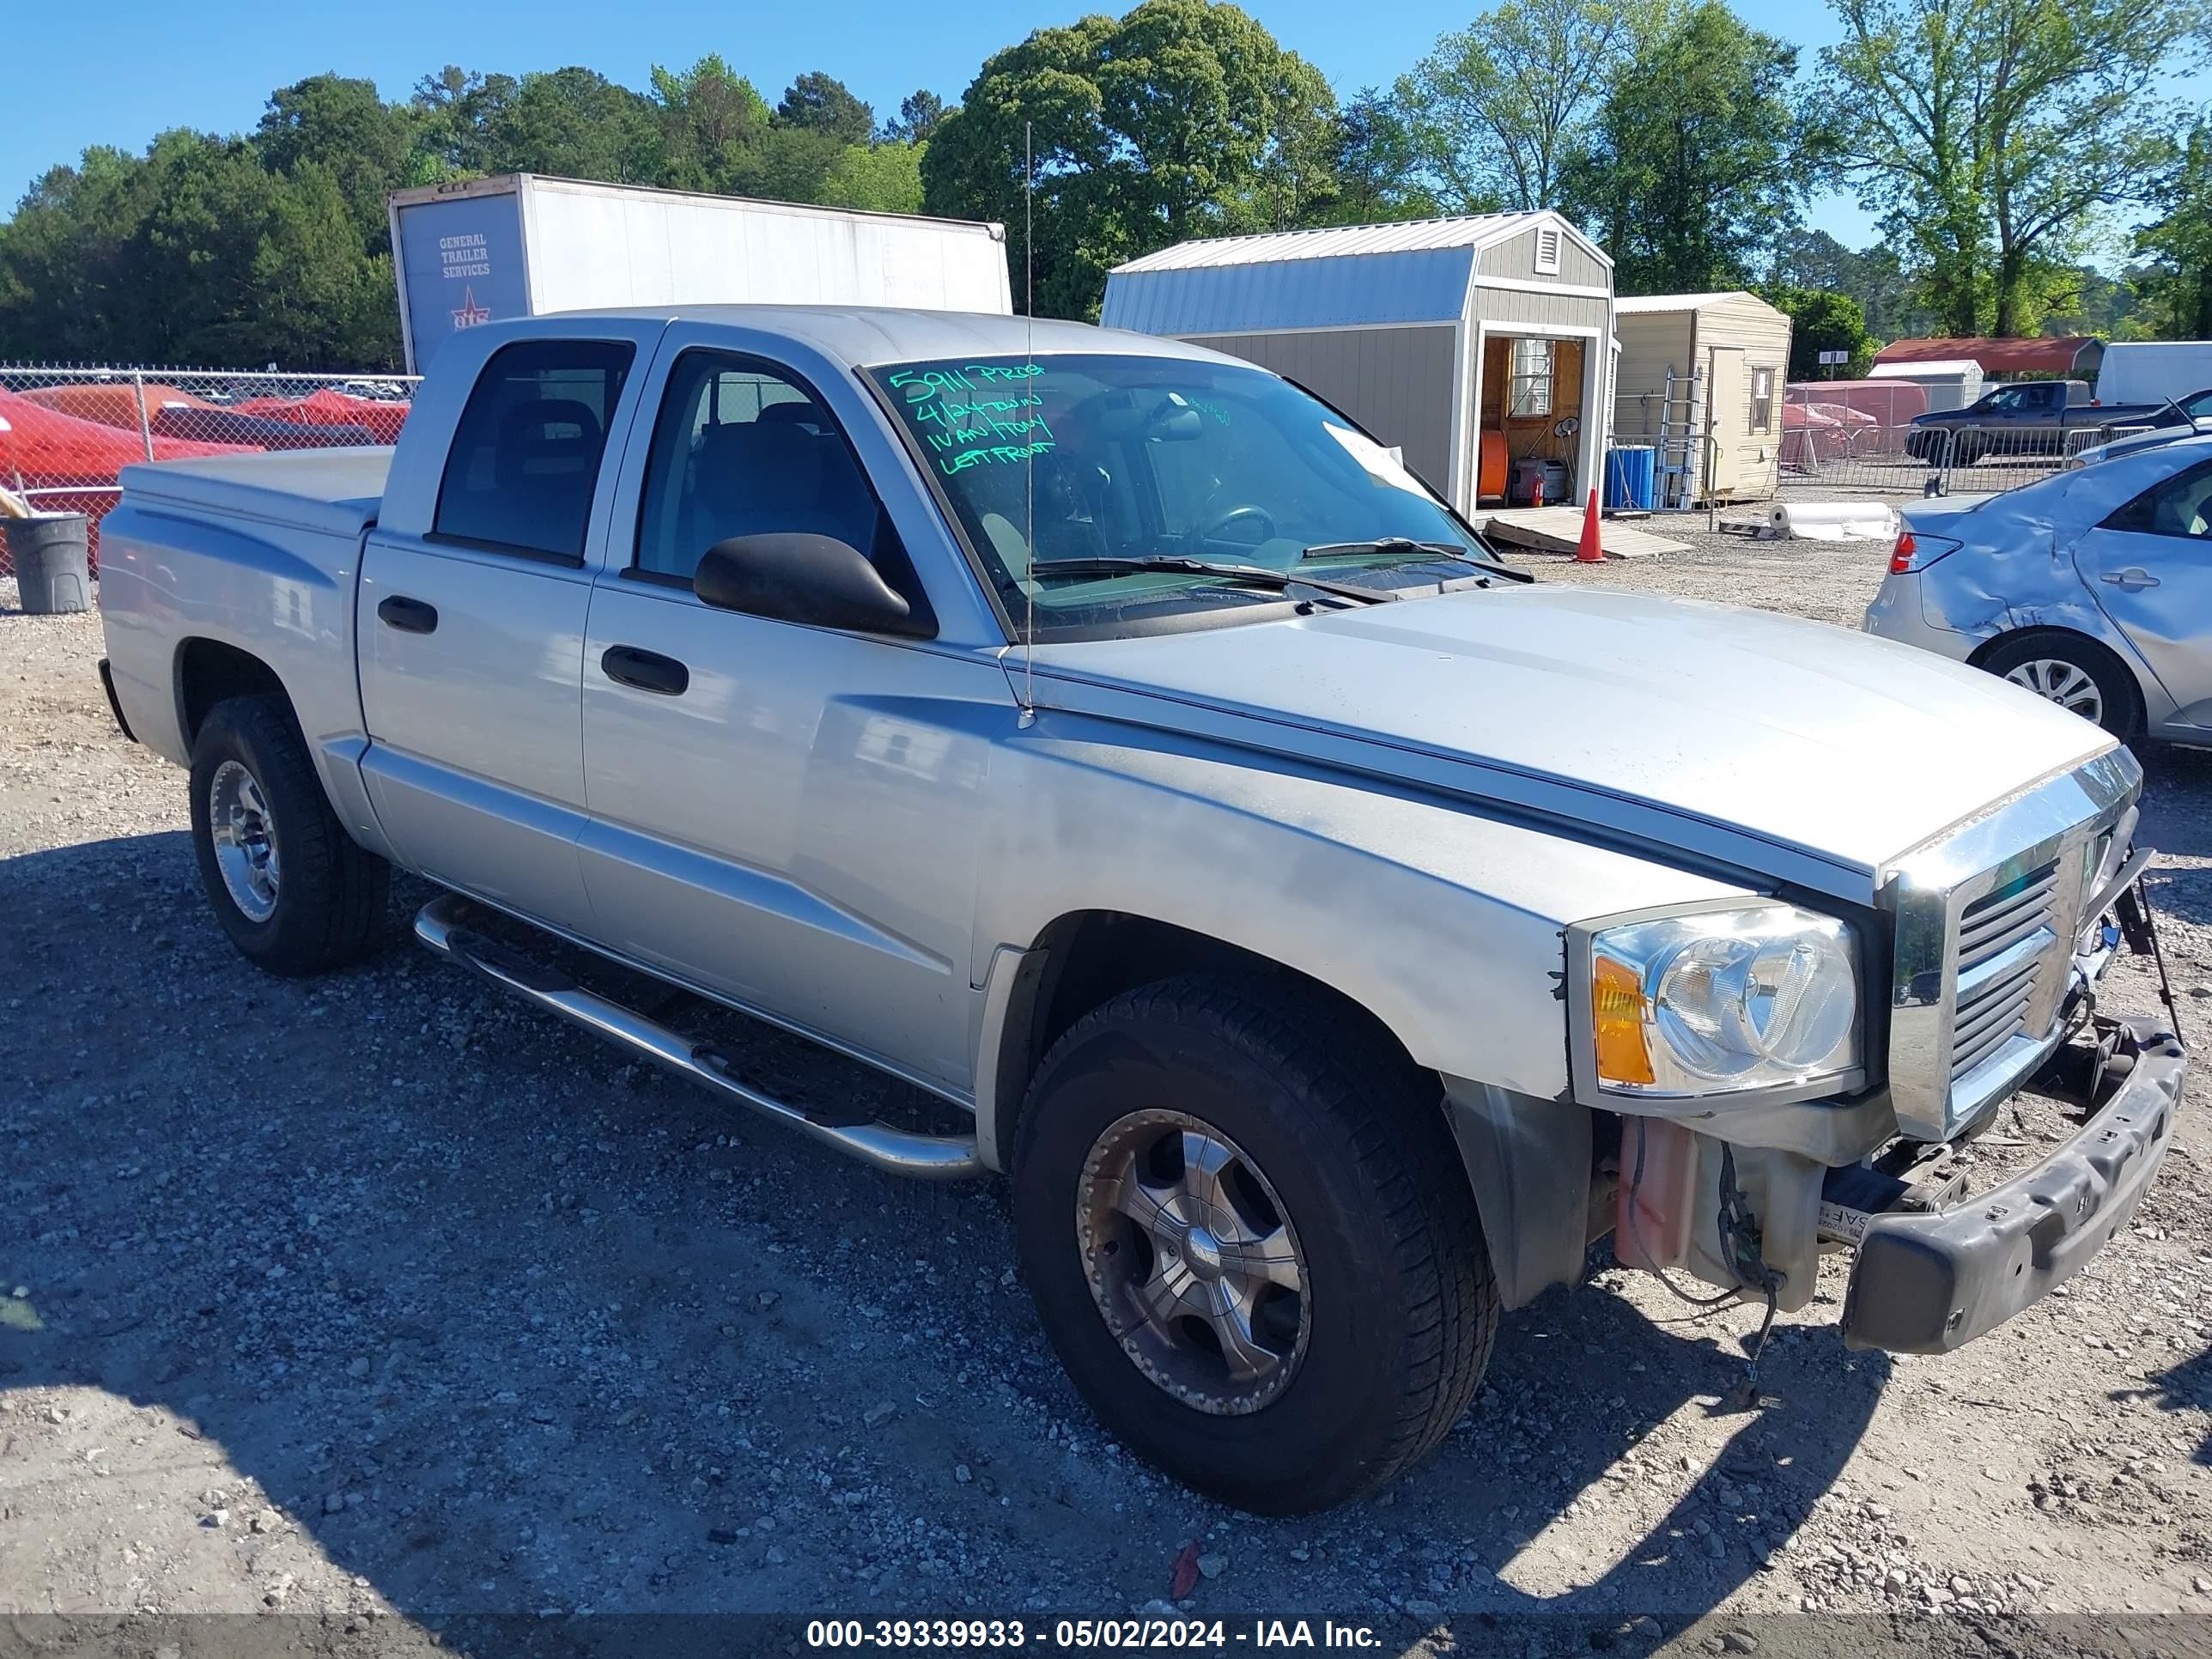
(1576, 488), (1603, 562)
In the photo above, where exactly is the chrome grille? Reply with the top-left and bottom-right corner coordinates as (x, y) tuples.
(1883, 751), (2141, 1142)
(1948, 858), (2061, 1082)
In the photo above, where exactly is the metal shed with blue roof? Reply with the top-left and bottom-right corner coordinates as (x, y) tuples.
(1101, 211), (1614, 516)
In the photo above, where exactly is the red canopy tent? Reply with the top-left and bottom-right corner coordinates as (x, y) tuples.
(237, 386), (410, 445)
(0, 386), (255, 573)
(19, 381), (222, 433)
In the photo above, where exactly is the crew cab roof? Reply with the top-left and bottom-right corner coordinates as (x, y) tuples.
(536, 303), (1232, 370)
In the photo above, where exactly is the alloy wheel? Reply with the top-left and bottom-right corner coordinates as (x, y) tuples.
(1075, 1109), (1309, 1414)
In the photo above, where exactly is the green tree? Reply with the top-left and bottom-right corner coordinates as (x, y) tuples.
(247, 161), (403, 368)
(256, 75), (419, 252)
(921, 0), (1336, 318)
(882, 90), (949, 145)
(1814, 0), (2203, 337)
(410, 66), (519, 179)
(1324, 89), (1439, 224)
(2130, 119), (2212, 338)
(650, 56), (774, 192)
(1762, 284), (1875, 378)
(777, 72), (873, 146)
(1562, 2), (1802, 293)
(820, 141), (927, 214)
(488, 67), (662, 181)
(1401, 0), (1649, 212)
(0, 146), (160, 360)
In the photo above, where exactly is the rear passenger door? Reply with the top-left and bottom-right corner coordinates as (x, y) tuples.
(356, 325), (657, 930)
(575, 339), (1006, 1091)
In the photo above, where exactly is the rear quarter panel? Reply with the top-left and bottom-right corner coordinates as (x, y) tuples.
(96, 496), (393, 860)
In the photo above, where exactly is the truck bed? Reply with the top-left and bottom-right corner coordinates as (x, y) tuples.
(117, 447), (391, 539)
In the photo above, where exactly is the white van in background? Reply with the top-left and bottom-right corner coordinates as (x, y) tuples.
(2097, 340), (2212, 406)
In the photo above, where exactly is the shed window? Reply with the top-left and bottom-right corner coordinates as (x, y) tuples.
(1534, 226), (1562, 275)
(1750, 368), (1774, 434)
(1509, 338), (1554, 417)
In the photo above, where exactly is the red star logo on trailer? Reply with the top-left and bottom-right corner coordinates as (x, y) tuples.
(452, 288), (491, 329)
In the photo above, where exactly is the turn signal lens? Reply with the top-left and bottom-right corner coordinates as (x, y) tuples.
(1592, 954), (1656, 1085)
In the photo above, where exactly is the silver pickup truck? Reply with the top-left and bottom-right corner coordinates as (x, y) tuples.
(96, 307), (2184, 1515)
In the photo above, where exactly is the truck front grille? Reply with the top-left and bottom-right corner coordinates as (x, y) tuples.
(1948, 858), (2063, 1083)
(1883, 751), (2140, 1142)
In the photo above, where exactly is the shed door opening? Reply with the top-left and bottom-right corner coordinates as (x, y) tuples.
(1479, 332), (1586, 507)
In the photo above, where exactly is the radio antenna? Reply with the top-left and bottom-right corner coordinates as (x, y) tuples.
(1019, 119), (1038, 721)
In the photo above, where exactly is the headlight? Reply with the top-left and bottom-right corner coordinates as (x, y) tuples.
(1580, 905), (1861, 1101)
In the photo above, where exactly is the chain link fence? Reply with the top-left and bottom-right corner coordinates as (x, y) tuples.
(1, 364), (418, 578)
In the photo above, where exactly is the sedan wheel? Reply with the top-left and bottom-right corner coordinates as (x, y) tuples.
(2002, 657), (2105, 726)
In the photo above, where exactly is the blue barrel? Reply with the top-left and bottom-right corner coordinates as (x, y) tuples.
(1605, 446), (1656, 511)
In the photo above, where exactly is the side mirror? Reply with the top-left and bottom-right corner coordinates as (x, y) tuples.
(694, 533), (934, 639)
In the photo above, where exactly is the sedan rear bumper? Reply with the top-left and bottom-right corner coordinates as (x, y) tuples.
(1839, 1015), (2184, 1354)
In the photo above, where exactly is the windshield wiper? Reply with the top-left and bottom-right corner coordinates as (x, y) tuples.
(1299, 537), (1528, 581)
(1023, 556), (1389, 605)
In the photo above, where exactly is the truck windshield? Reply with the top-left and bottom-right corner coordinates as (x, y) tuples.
(868, 353), (1486, 639)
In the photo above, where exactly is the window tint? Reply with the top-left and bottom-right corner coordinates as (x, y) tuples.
(2107, 459), (2212, 540)
(633, 351), (894, 583)
(434, 339), (634, 559)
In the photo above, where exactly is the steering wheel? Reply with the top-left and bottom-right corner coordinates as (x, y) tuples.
(1195, 502), (1279, 545)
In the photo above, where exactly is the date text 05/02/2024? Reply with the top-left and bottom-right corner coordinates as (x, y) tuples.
(805, 1618), (1383, 1650)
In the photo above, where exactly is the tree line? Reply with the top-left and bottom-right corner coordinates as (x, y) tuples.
(0, 0), (2206, 372)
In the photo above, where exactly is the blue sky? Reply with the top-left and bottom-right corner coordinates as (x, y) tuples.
(3, 0), (2201, 258)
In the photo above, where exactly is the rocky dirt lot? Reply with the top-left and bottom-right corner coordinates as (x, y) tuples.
(8, 539), (2212, 1659)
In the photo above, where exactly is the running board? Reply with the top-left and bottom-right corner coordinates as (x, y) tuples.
(412, 895), (983, 1180)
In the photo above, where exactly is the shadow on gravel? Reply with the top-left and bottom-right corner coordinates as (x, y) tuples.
(2118, 1350), (2212, 1465)
(3, 829), (1891, 1658)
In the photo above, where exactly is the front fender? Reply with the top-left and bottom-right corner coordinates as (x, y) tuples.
(973, 713), (1755, 1105)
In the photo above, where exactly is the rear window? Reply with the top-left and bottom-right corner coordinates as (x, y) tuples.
(434, 339), (635, 560)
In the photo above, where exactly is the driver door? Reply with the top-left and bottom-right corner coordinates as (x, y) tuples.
(2072, 453), (2212, 733)
(574, 337), (1009, 1091)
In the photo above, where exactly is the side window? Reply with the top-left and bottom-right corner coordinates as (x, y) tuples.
(633, 351), (899, 586)
(1749, 368), (1775, 434)
(434, 338), (635, 560)
(1508, 338), (1554, 417)
(2106, 459), (2212, 540)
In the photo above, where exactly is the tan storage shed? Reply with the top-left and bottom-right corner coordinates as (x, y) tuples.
(1100, 213), (1615, 516)
(1611, 291), (1793, 505)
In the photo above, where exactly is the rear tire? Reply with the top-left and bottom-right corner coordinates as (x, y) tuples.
(1011, 975), (1497, 1514)
(188, 694), (389, 975)
(1978, 631), (2142, 743)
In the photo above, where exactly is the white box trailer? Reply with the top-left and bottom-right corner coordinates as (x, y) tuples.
(387, 173), (1012, 373)
(2095, 341), (2212, 407)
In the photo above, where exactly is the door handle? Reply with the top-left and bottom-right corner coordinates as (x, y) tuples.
(376, 594), (438, 633)
(600, 644), (690, 696)
(2100, 568), (2161, 590)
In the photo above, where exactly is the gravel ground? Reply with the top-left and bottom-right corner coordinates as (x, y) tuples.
(9, 550), (2212, 1659)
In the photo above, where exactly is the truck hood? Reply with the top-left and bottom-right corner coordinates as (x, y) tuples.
(1025, 583), (2114, 897)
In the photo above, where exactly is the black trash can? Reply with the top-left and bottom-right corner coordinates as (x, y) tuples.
(6, 513), (92, 614)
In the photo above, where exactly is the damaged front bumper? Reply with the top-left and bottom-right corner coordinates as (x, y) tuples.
(1838, 1014), (2185, 1354)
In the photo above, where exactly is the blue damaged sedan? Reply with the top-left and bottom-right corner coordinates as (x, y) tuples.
(1867, 431), (2212, 742)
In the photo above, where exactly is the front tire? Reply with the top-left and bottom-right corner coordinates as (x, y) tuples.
(188, 695), (389, 975)
(1012, 975), (1497, 1514)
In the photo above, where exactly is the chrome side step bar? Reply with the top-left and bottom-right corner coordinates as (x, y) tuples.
(412, 895), (984, 1180)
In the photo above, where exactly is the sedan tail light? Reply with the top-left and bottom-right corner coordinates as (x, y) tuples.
(1889, 530), (1962, 574)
